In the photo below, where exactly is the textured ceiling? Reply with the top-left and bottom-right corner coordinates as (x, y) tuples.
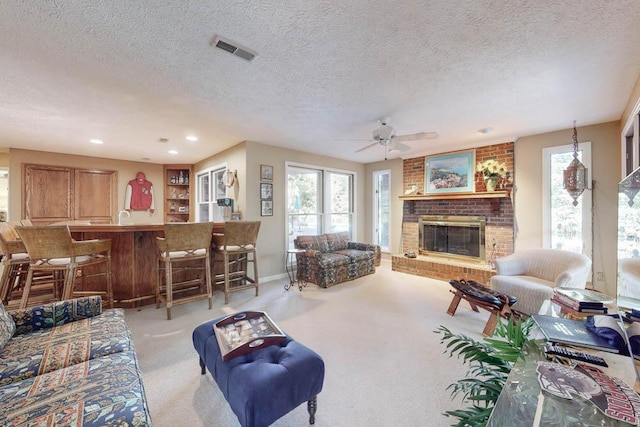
(1, 1), (640, 164)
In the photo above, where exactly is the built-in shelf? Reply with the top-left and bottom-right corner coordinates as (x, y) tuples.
(400, 191), (509, 201)
(164, 164), (193, 223)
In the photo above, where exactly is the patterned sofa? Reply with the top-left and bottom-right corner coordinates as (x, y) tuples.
(0, 296), (152, 426)
(294, 232), (381, 288)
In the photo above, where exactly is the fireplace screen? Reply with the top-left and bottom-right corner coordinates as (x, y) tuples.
(419, 216), (486, 261)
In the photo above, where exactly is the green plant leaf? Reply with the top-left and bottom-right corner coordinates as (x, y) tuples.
(435, 316), (535, 426)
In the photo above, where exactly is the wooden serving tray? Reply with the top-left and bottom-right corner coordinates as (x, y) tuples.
(213, 311), (286, 361)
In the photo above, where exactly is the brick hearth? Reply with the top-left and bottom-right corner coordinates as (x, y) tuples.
(392, 254), (495, 285)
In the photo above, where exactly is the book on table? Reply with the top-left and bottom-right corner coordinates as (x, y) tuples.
(552, 288), (613, 310)
(550, 296), (608, 314)
(625, 308), (640, 323)
(532, 313), (640, 356)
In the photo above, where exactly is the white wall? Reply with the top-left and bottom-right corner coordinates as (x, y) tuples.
(195, 141), (367, 279)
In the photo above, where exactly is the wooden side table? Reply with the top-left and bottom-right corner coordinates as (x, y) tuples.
(285, 249), (307, 291)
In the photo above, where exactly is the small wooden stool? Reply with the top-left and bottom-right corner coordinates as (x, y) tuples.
(447, 279), (518, 336)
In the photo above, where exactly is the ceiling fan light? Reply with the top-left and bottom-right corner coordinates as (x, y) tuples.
(356, 118), (436, 156)
(377, 124), (395, 141)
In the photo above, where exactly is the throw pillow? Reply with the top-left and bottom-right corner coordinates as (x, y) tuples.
(326, 232), (349, 252)
(0, 302), (16, 351)
(295, 235), (330, 252)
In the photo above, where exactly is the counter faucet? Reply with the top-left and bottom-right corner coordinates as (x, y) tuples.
(118, 210), (131, 225)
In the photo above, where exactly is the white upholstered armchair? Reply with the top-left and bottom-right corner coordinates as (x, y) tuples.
(619, 257), (640, 300)
(490, 248), (592, 315)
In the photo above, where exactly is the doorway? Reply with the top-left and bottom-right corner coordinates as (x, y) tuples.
(0, 168), (8, 221)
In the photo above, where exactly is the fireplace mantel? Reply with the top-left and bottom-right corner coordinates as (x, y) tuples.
(401, 191), (510, 214)
(400, 191), (508, 201)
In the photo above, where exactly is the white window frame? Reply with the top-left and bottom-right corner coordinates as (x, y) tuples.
(621, 101), (640, 177)
(194, 163), (227, 222)
(285, 161), (357, 248)
(372, 169), (391, 252)
(541, 141), (592, 257)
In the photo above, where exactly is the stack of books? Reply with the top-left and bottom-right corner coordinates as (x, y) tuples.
(551, 288), (612, 314)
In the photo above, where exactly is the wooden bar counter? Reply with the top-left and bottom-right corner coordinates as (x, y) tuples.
(69, 223), (224, 308)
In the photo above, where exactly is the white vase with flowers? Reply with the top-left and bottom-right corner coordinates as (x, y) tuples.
(476, 159), (508, 192)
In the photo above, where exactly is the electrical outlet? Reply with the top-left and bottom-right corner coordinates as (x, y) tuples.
(596, 271), (605, 282)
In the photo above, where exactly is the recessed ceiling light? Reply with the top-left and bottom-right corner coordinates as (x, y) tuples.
(478, 127), (494, 135)
(186, 135), (198, 142)
(89, 139), (104, 144)
(168, 150), (178, 155)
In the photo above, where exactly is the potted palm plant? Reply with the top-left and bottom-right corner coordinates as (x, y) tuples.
(435, 317), (536, 426)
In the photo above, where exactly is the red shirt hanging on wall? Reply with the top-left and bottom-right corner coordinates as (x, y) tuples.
(125, 172), (155, 213)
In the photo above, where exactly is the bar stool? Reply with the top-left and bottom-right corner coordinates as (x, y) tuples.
(0, 222), (30, 305)
(156, 222), (214, 320)
(14, 225), (113, 308)
(212, 221), (261, 304)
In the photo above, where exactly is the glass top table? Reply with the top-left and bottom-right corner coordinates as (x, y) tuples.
(488, 299), (640, 426)
(488, 340), (639, 426)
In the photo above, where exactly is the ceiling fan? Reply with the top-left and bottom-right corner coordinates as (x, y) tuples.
(353, 117), (438, 159)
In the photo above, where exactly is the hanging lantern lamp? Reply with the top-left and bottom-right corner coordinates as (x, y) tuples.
(563, 121), (589, 206)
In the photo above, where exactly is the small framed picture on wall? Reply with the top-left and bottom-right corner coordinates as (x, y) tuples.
(261, 200), (273, 216)
(260, 182), (273, 199)
(260, 164), (273, 181)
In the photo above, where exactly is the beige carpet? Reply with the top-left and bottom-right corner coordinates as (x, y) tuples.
(125, 260), (491, 426)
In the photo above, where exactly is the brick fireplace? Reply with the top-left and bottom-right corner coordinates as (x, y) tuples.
(392, 142), (515, 284)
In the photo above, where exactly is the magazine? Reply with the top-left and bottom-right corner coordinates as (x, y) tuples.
(536, 361), (640, 425)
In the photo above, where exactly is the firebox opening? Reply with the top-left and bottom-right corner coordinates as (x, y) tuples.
(418, 215), (486, 262)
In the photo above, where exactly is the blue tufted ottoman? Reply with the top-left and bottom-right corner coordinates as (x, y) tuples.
(193, 317), (325, 427)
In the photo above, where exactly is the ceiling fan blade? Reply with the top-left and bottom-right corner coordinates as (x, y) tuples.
(355, 142), (379, 153)
(388, 141), (411, 152)
(395, 131), (438, 142)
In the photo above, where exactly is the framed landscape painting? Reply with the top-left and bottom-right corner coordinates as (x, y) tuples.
(425, 151), (475, 194)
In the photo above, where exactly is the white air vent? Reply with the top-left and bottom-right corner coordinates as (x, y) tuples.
(212, 36), (258, 62)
